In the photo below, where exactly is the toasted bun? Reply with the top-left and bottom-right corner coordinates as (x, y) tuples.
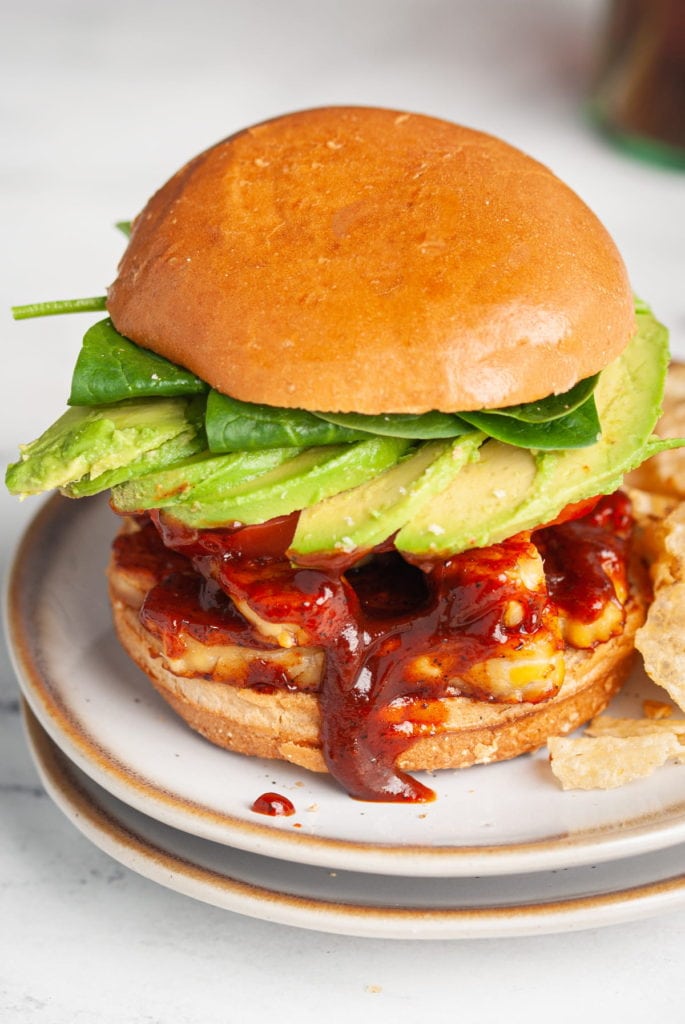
(108, 553), (648, 775)
(107, 106), (635, 414)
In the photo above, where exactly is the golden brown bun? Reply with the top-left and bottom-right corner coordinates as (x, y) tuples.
(107, 106), (634, 414)
(108, 556), (648, 775)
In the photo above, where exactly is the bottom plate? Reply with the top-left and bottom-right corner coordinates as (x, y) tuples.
(22, 700), (685, 939)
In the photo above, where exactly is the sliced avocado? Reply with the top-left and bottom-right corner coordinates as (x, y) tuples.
(395, 304), (677, 556)
(395, 439), (537, 554)
(5, 397), (203, 498)
(110, 446), (304, 512)
(66, 428), (206, 498)
(165, 436), (411, 528)
(289, 432), (484, 558)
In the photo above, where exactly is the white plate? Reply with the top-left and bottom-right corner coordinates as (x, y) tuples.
(7, 495), (685, 877)
(21, 699), (685, 939)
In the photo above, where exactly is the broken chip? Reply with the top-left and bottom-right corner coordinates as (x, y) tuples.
(635, 502), (685, 711)
(548, 732), (681, 790)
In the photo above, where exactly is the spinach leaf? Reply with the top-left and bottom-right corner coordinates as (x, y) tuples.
(68, 319), (208, 405)
(485, 374), (599, 423)
(313, 409), (470, 439)
(459, 394), (601, 450)
(56, 311), (605, 451)
(206, 391), (368, 452)
(312, 378), (598, 439)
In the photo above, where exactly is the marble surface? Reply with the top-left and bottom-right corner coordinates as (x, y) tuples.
(2, 0), (685, 1020)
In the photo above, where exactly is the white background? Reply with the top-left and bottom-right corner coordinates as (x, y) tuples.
(2, 1), (684, 1021)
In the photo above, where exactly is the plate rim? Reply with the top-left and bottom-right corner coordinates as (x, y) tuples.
(21, 699), (685, 940)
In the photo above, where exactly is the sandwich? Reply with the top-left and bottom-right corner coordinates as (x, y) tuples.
(7, 106), (683, 803)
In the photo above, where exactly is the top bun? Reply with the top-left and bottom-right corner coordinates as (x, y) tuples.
(107, 106), (635, 414)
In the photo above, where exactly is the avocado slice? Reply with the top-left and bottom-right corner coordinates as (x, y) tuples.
(110, 446), (305, 512)
(290, 432), (484, 558)
(394, 439), (538, 554)
(66, 428), (206, 498)
(5, 397), (203, 498)
(395, 303), (678, 556)
(163, 435), (412, 528)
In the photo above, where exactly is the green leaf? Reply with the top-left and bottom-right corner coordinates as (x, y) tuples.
(486, 374), (599, 423)
(313, 409), (470, 439)
(69, 319), (208, 405)
(313, 377), (598, 437)
(205, 391), (368, 452)
(116, 221), (132, 237)
(459, 395), (601, 450)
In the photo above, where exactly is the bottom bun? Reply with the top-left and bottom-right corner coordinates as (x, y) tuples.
(109, 569), (648, 776)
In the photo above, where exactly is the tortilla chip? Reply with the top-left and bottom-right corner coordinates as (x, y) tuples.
(548, 733), (681, 790)
(628, 487), (680, 529)
(585, 715), (685, 738)
(643, 699), (673, 719)
(547, 414), (685, 791)
(635, 502), (685, 710)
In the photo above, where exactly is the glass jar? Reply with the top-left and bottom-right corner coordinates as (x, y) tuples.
(589, 0), (685, 168)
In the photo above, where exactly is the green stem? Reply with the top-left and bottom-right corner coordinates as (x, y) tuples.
(11, 296), (108, 320)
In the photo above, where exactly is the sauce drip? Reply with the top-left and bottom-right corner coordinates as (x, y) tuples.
(251, 792), (296, 817)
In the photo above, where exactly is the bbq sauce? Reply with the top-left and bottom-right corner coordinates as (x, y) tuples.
(116, 495), (632, 802)
(534, 492), (632, 626)
(140, 571), (268, 658)
(251, 792), (296, 817)
(112, 518), (189, 579)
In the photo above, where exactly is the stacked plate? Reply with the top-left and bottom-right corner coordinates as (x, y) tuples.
(7, 495), (685, 939)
